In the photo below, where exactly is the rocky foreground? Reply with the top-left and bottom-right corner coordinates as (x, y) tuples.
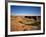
(11, 16), (40, 31)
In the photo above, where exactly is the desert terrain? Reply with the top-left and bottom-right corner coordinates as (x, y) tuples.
(10, 16), (41, 31)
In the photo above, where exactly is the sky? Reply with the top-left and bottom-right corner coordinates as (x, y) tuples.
(11, 5), (41, 16)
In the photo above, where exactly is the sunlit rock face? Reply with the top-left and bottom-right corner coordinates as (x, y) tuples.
(11, 16), (41, 31)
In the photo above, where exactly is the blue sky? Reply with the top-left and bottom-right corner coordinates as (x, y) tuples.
(11, 5), (41, 16)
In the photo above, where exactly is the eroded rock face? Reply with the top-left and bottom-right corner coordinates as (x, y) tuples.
(11, 16), (40, 31)
(11, 16), (32, 31)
